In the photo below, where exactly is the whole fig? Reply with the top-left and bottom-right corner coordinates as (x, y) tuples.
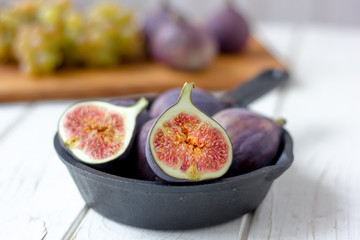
(205, 2), (249, 53)
(150, 87), (230, 118)
(143, 2), (172, 42)
(213, 108), (285, 175)
(136, 118), (159, 181)
(150, 15), (217, 71)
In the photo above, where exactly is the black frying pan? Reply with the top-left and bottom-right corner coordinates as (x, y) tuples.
(54, 69), (293, 230)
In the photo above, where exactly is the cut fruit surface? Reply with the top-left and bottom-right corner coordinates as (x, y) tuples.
(153, 112), (230, 179)
(58, 98), (148, 164)
(146, 82), (232, 182)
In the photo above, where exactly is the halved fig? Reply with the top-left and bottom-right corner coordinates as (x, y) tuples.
(58, 98), (148, 165)
(146, 83), (233, 182)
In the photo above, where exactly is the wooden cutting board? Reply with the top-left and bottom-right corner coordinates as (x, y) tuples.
(0, 37), (286, 103)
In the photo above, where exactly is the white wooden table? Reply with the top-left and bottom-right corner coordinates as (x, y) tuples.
(0, 23), (359, 240)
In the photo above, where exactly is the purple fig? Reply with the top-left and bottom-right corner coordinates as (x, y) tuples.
(150, 15), (217, 71)
(213, 108), (285, 175)
(136, 118), (160, 181)
(146, 82), (233, 182)
(143, 2), (172, 42)
(150, 87), (230, 118)
(205, 2), (249, 53)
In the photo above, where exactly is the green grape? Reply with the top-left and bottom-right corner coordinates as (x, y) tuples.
(86, 2), (144, 62)
(0, 1), (43, 63)
(117, 25), (144, 61)
(0, 21), (13, 62)
(13, 24), (63, 75)
(74, 25), (120, 67)
(0, 9), (21, 29)
(87, 2), (134, 28)
(4, 0), (42, 26)
(36, 0), (71, 28)
(63, 9), (84, 40)
(0, 0), (145, 74)
(62, 9), (86, 65)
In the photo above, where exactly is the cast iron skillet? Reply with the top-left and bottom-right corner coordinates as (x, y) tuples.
(54, 69), (293, 230)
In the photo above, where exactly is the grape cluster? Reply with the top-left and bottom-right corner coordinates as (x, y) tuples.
(0, 0), (144, 75)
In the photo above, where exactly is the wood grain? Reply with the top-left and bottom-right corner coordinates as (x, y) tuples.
(0, 101), (85, 240)
(0, 37), (285, 103)
(247, 26), (360, 240)
(71, 209), (245, 240)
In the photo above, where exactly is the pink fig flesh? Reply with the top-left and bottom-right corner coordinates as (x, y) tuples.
(58, 98), (148, 165)
(146, 82), (233, 182)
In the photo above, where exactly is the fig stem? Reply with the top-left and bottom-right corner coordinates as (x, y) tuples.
(274, 118), (286, 126)
(179, 82), (195, 103)
(127, 97), (149, 115)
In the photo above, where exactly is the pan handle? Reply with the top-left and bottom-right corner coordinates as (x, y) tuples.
(222, 69), (289, 108)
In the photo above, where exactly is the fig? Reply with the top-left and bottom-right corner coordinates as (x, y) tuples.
(58, 98), (148, 165)
(109, 98), (151, 128)
(150, 87), (230, 118)
(136, 118), (159, 181)
(143, 1), (172, 42)
(213, 108), (285, 175)
(205, 1), (249, 53)
(146, 83), (233, 182)
(150, 15), (217, 71)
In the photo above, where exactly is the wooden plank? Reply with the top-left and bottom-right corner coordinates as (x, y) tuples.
(70, 210), (244, 240)
(0, 101), (85, 240)
(0, 103), (29, 137)
(247, 26), (360, 239)
(0, 37), (286, 103)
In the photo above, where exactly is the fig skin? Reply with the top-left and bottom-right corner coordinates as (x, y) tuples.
(150, 87), (230, 118)
(205, 3), (249, 53)
(213, 108), (284, 176)
(135, 118), (160, 181)
(150, 15), (217, 71)
(143, 3), (172, 42)
(109, 98), (151, 128)
(146, 82), (233, 183)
